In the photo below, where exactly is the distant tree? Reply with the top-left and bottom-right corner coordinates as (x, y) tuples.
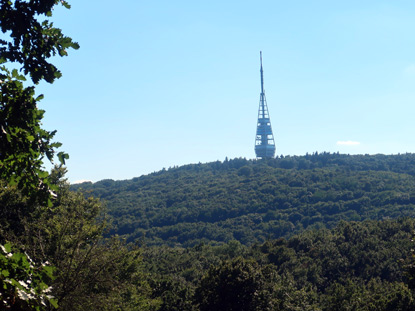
(238, 166), (252, 177)
(194, 258), (275, 311)
(280, 158), (295, 169)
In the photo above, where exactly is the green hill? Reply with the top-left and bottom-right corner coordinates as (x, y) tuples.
(72, 153), (415, 247)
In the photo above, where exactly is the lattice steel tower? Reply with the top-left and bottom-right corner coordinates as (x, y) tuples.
(255, 51), (276, 158)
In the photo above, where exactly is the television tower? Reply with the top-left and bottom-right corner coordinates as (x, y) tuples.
(255, 51), (276, 158)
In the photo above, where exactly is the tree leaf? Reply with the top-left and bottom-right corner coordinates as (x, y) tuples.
(4, 243), (12, 253)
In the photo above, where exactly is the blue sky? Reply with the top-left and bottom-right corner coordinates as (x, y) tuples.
(37, 0), (415, 183)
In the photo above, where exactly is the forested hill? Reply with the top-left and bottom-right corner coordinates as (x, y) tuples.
(71, 153), (415, 247)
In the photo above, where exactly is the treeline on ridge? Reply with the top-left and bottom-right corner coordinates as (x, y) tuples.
(72, 152), (415, 246)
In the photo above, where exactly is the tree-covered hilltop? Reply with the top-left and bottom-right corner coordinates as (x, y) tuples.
(72, 152), (415, 246)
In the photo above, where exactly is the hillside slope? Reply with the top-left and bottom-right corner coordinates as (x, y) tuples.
(72, 153), (415, 246)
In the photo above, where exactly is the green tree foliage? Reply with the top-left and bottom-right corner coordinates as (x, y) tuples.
(0, 68), (61, 205)
(0, 1), (78, 308)
(0, 0), (79, 84)
(404, 233), (415, 291)
(16, 168), (156, 311)
(0, 0), (78, 205)
(0, 243), (57, 310)
(322, 279), (413, 311)
(194, 257), (276, 311)
(0, 166), (157, 310)
(0, 2), (156, 310)
(73, 153), (415, 247)
(143, 219), (415, 310)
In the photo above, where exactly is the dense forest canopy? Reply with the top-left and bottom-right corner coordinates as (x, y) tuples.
(141, 218), (415, 310)
(72, 152), (415, 247)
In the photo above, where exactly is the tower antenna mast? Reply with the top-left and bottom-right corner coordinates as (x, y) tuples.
(255, 51), (276, 158)
(260, 51), (264, 96)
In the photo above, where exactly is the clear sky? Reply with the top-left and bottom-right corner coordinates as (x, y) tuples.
(37, 0), (415, 183)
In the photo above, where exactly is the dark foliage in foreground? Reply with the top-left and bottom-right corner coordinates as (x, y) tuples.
(143, 219), (415, 310)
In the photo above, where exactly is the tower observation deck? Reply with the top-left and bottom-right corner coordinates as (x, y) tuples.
(255, 51), (276, 158)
